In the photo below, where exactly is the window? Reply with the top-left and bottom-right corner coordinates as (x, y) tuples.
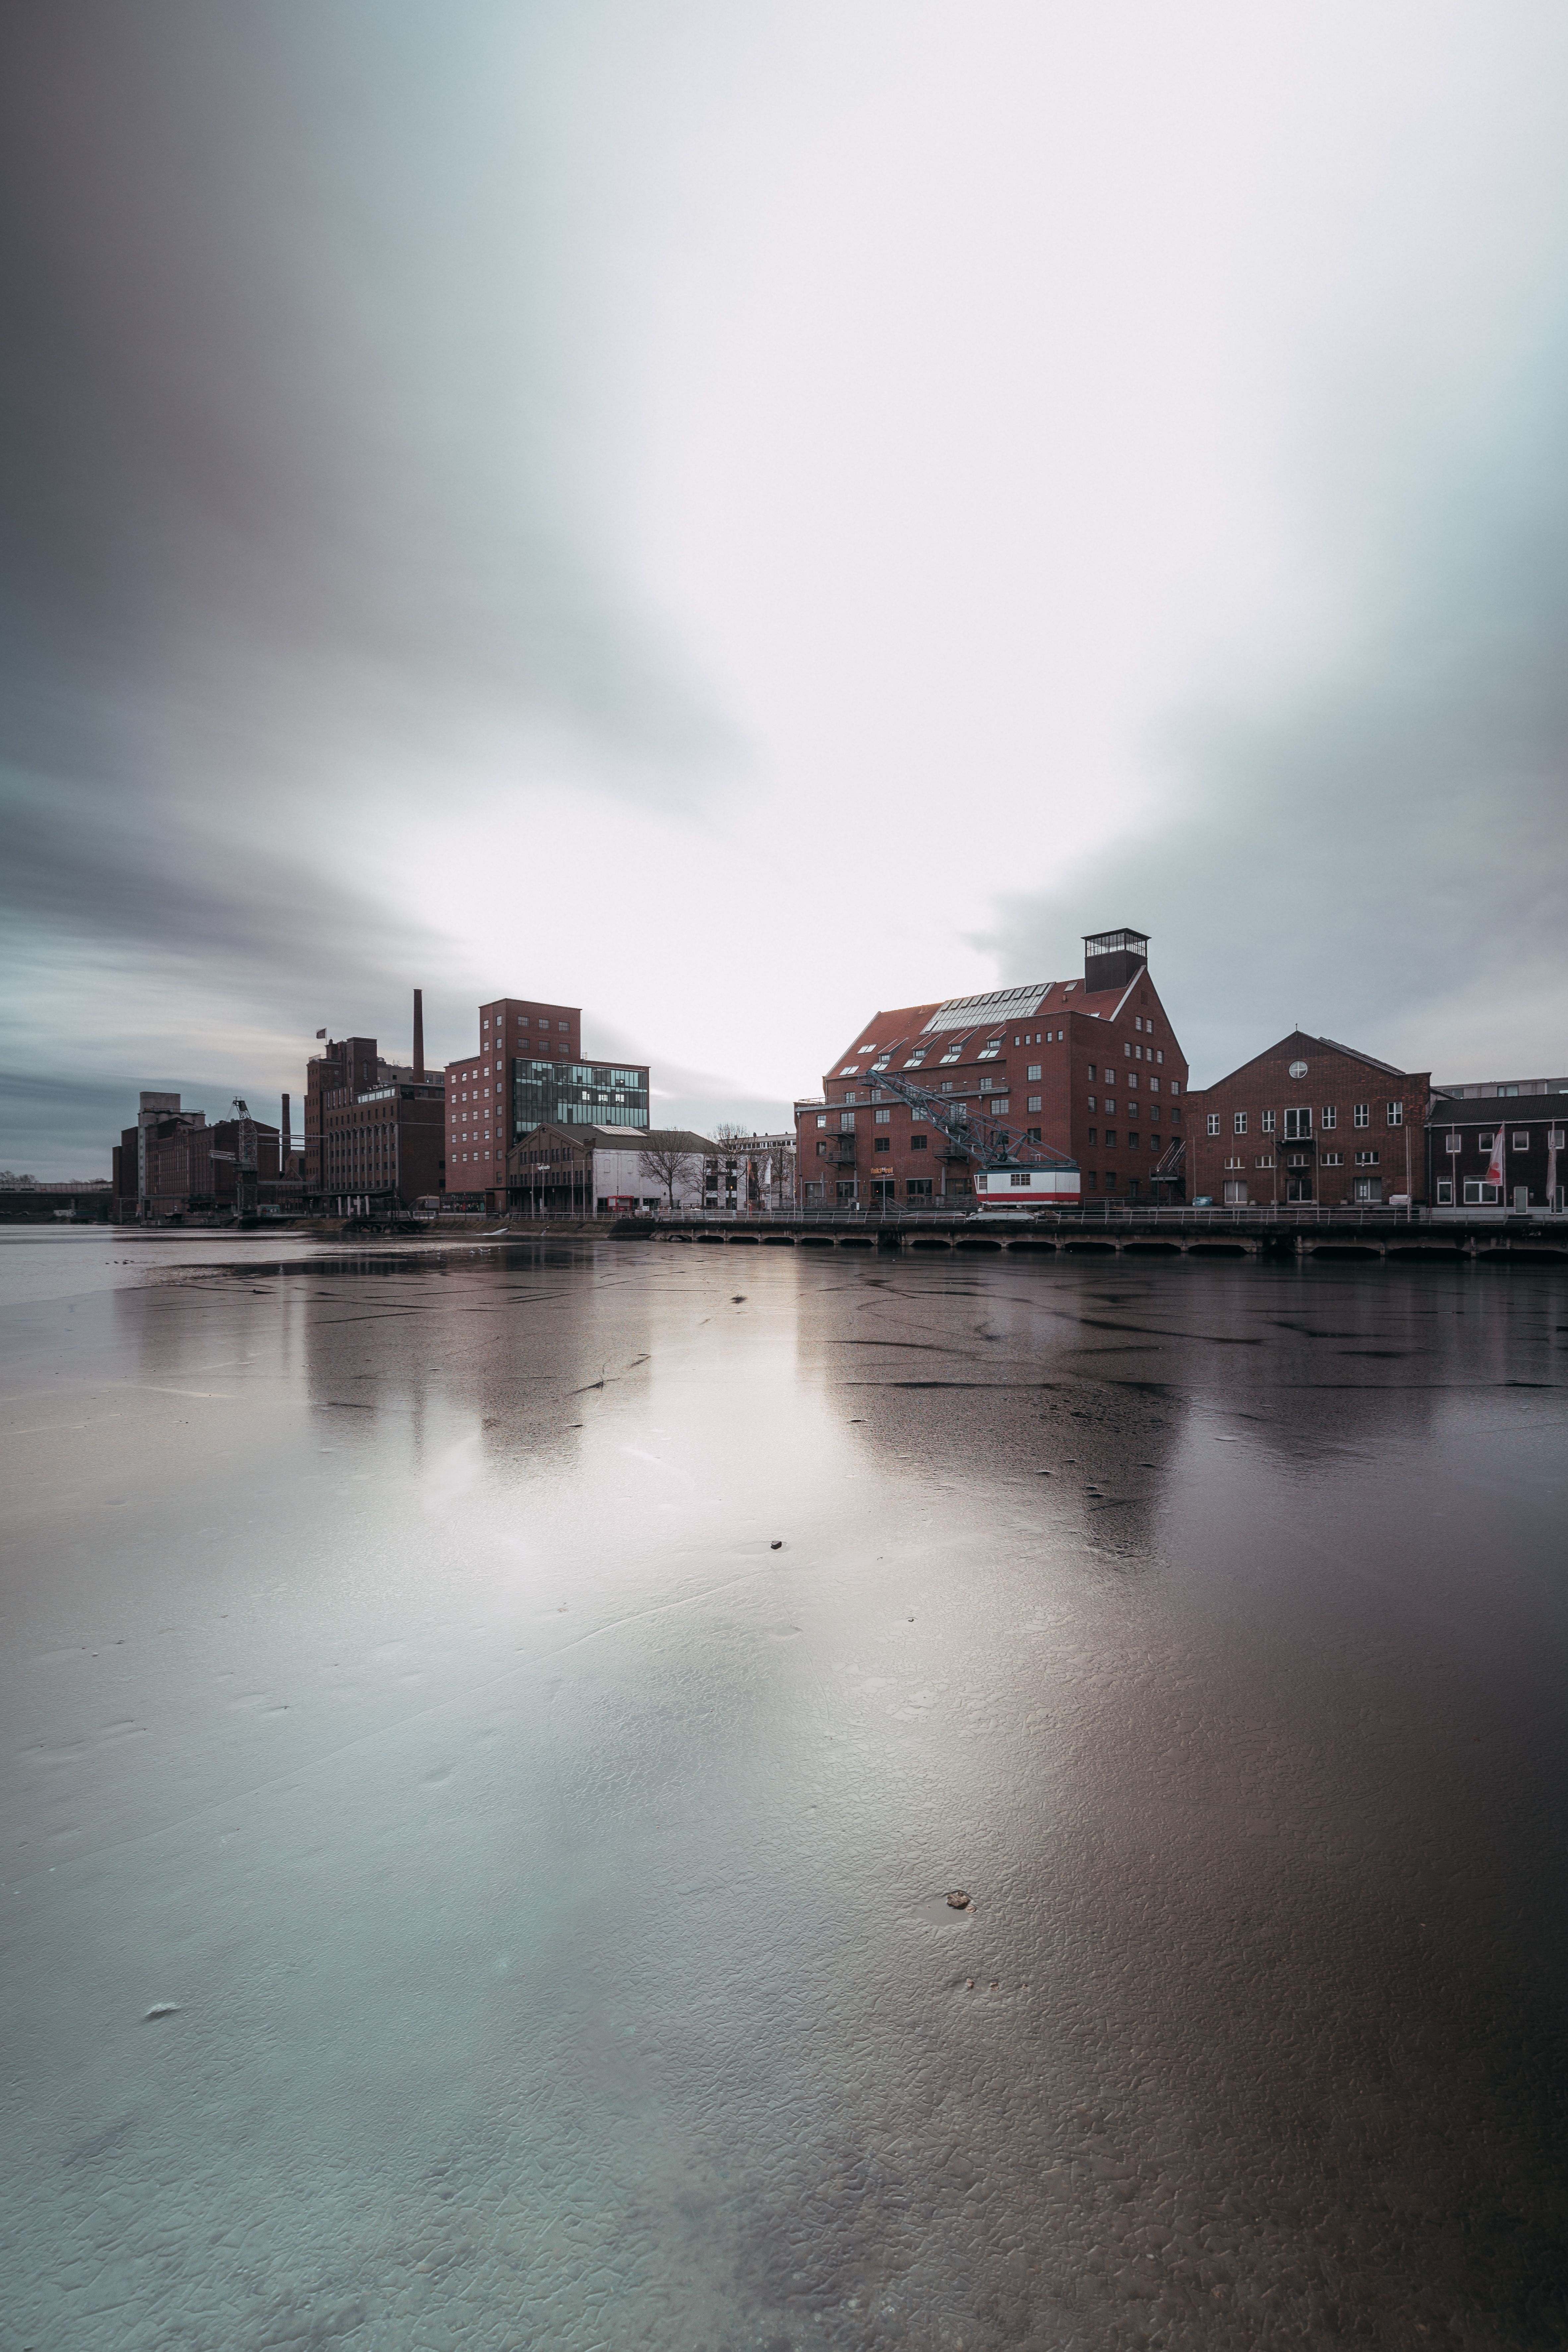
(1088, 1094), (1097, 1112)
(910, 1134), (928, 1151)
(1354, 1104), (1369, 1128)
(1207, 1113), (1221, 1136)
(815, 1140), (827, 1157)
(1134, 1016), (1142, 1030)
(1321, 1151), (1343, 1167)
(874, 1137), (890, 1153)
(1027, 1064), (1042, 1081)
(1149, 1105), (1160, 1121)
(1261, 1110), (1276, 1133)
(1223, 1180), (1248, 1204)
(1087, 1127), (1097, 1146)
(1128, 1072), (1139, 1089)
(816, 1115), (827, 1129)
(1355, 1149), (1380, 1167)
(1387, 1101), (1404, 1127)
(1254, 1155), (1272, 1169)
(906, 1178), (933, 1198)
(1104, 1130), (1116, 1147)
(839, 1111), (855, 1131)
(1157, 1052), (1165, 1066)
(1464, 1179), (1500, 1204)
(1027, 1095), (1041, 1112)
(1087, 1064), (1097, 1081)
(992, 1099), (1009, 1115)
(874, 1108), (891, 1124)
(904, 1050), (927, 1068)
(1124, 1043), (1132, 1058)
(1443, 1132), (1460, 1154)
(1234, 1111), (1248, 1135)
(836, 1181), (857, 1203)
(1284, 1107), (1311, 1138)
(1128, 1132), (1139, 1149)
(1322, 1106), (1337, 1130)
(1149, 1076), (1160, 1093)
(1084, 1171), (1097, 1189)
(1436, 1178), (1454, 1204)
(1512, 1131), (1529, 1151)
(839, 1066), (859, 1078)
(1103, 1171), (1116, 1189)
(1026, 1127), (1041, 1143)
(938, 1047), (962, 1065)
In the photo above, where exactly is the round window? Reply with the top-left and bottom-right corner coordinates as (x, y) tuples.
(1288, 1059), (1308, 1078)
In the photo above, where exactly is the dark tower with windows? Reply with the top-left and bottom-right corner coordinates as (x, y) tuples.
(1082, 928), (1149, 994)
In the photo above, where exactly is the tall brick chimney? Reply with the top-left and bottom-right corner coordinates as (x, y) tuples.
(280, 1093), (291, 1158)
(413, 989), (425, 1080)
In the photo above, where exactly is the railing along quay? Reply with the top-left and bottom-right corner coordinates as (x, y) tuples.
(622, 1202), (1568, 1260)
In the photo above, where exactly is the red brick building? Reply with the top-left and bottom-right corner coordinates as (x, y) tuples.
(1185, 1031), (1432, 1207)
(446, 994), (650, 1209)
(306, 997), (445, 1210)
(112, 1096), (282, 1219)
(795, 929), (1189, 1206)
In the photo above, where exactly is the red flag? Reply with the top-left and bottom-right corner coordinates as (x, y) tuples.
(1484, 1122), (1506, 1189)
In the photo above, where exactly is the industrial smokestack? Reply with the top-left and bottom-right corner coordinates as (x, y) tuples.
(413, 989), (425, 1080)
(281, 1094), (291, 1161)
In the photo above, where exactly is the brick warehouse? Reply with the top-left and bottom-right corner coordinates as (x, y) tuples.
(307, 993), (445, 1210)
(1185, 1031), (1432, 1207)
(795, 930), (1189, 1206)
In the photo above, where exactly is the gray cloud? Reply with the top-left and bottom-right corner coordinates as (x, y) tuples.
(987, 338), (1568, 1084)
(0, 3), (715, 1016)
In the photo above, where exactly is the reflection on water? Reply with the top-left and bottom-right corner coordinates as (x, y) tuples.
(2, 1231), (1566, 2351)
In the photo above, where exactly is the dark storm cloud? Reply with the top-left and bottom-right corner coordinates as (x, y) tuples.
(989, 334), (1568, 1081)
(0, 1), (708, 997)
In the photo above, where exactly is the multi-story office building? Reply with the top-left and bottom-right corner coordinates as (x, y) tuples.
(703, 1135), (797, 1211)
(795, 930), (1188, 1206)
(1185, 1032), (1432, 1206)
(1426, 1074), (1567, 1210)
(447, 993), (649, 1208)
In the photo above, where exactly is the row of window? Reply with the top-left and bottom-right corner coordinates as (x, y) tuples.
(1446, 1129), (1565, 1153)
(1206, 1103), (1398, 1137)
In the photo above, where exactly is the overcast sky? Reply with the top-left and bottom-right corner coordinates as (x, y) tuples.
(4, 2), (1568, 1174)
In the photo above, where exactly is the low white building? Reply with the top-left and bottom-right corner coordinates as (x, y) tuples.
(506, 1124), (715, 1215)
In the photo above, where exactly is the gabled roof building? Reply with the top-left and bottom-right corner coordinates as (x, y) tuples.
(795, 929), (1189, 1206)
(1184, 1031), (1432, 1207)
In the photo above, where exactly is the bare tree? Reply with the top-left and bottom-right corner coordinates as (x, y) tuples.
(711, 1122), (747, 1145)
(637, 1142), (700, 1209)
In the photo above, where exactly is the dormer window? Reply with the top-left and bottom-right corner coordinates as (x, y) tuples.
(904, 1049), (927, 1068)
(938, 1046), (963, 1065)
(872, 1055), (891, 1071)
(976, 1042), (1002, 1060)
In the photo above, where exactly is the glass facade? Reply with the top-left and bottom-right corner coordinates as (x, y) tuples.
(511, 1061), (649, 1133)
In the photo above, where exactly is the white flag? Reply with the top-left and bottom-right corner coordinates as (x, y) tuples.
(1484, 1123), (1506, 1188)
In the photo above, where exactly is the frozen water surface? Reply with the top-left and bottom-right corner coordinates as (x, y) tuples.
(2, 1228), (1567, 2350)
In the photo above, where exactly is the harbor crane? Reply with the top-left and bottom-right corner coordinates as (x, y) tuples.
(855, 1062), (1081, 1208)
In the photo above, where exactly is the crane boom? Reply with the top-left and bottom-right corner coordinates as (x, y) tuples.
(860, 1062), (1077, 1175)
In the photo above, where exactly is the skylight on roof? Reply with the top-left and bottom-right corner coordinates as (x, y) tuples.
(922, 984), (1050, 1034)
